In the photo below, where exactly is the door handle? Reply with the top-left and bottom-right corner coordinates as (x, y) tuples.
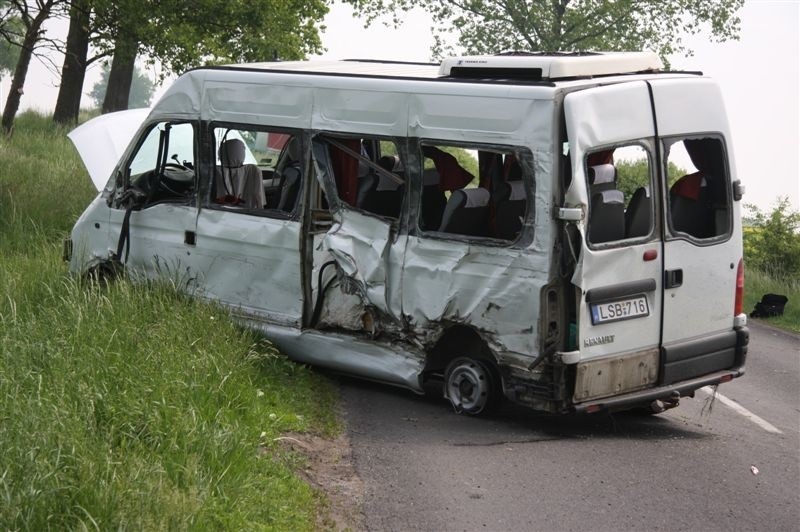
(665, 269), (683, 289)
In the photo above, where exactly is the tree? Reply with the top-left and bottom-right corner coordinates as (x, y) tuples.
(89, 61), (154, 108)
(52, 0), (90, 124)
(1, 0), (68, 134)
(744, 198), (800, 279)
(352, 0), (744, 62)
(99, 0), (329, 113)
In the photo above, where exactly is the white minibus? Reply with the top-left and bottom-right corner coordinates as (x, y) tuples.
(66, 52), (749, 415)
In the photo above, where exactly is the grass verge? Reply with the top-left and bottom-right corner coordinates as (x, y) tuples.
(1, 112), (338, 529)
(743, 267), (800, 333)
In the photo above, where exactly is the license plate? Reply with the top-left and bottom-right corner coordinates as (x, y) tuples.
(590, 295), (650, 325)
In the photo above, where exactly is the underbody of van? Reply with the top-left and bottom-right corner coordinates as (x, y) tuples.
(67, 52), (749, 415)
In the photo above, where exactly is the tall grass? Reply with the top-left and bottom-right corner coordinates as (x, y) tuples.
(744, 266), (800, 333)
(0, 112), (338, 529)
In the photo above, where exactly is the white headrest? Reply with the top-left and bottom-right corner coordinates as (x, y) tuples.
(590, 164), (616, 185)
(462, 187), (490, 208)
(598, 189), (624, 204)
(219, 138), (246, 167)
(508, 181), (526, 201)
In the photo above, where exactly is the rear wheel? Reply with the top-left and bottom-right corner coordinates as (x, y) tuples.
(444, 357), (499, 415)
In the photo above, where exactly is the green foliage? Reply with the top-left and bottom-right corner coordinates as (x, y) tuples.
(743, 198), (800, 280)
(92, 0), (329, 81)
(353, 0), (744, 63)
(90, 62), (155, 108)
(615, 158), (685, 203)
(0, 112), (338, 529)
(0, 1), (21, 76)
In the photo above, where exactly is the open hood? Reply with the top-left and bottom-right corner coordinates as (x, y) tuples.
(68, 108), (150, 191)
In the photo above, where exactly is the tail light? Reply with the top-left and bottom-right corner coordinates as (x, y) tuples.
(734, 258), (744, 315)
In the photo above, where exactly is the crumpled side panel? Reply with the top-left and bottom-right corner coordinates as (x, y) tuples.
(321, 209), (398, 320)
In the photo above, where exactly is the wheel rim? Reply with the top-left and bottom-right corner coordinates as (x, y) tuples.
(446, 359), (491, 413)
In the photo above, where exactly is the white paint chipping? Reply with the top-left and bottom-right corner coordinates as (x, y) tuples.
(699, 386), (783, 434)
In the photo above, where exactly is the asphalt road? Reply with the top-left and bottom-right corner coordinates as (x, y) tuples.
(340, 321), (800, 532)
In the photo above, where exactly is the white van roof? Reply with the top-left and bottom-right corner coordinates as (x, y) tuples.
(225, 52), (663, 82)
(227, 59), (441, 79)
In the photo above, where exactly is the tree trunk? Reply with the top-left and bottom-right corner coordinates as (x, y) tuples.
(101, 33), (137, 113)
(53, 0), (91, 125)
(1, 5), (53, 134)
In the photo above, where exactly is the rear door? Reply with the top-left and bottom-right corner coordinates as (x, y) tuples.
(649, 78), (742, 384)
(563, 81), (663, 401)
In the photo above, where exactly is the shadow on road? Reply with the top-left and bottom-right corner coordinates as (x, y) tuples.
(332, 373), (713, 446)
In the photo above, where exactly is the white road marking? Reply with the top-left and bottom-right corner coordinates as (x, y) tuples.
(699, 386), (783, 434)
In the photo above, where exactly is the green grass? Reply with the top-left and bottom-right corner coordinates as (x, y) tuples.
(0, 112), (338, 529)
(744, 266), (800, 333)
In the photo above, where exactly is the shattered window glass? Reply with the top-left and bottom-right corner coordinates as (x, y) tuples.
(665, 137), (731, 240)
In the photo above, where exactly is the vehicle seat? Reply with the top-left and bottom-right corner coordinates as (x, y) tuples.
(625, 186), (651, 238)
(421, 168), (446, 230)
(438, 187), (491, 237)
(216, 138), (265, 209)
(670, 173), (713, 238)
(275, 137), (302, 212)
(589, 189), (625, 243)
(588, 164), (616, 192)
(371, 154), (404, 218)
(493, 180), (527, 240)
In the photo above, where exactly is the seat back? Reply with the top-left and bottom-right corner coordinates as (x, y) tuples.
(275, 137), (302, 212)
(277, 164), (302, 212)
(420, 168), (446, 230)
(625, 186), (652, 238)
(670, 174), (713, 238)
(216, 138), (265, 208)
(494, 180), (527, 240)
(438, 188), (491, 237)
(589, 189), (625, 243)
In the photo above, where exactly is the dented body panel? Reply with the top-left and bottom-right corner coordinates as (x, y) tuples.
(68, 55), (749, 415)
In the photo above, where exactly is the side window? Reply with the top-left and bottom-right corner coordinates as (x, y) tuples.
(665, 137), (730, 240)
(127, 122), (195, 205)
(419, 142), (529, 243)
(322, 135), (405, 220)
(210, 125), (301, 214)
(585, 144), (653, 245)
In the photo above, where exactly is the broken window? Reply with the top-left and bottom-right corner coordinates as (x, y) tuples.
(585, 144), (654, 245)
(209, 125), (302, 214)
(322, 135), (405, 220)
(665, 137), (731, 240)
(418, 143), (529, 242)
(126, 121), (196, 205)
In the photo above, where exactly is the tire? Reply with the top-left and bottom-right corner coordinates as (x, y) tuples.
(444, 357), (500, 415)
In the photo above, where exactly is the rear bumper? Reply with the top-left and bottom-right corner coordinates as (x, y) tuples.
(573, 326), (749, 414)
(572, 367), (743, 414)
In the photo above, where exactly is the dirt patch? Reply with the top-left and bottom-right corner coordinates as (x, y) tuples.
(274, 430), (365, 531)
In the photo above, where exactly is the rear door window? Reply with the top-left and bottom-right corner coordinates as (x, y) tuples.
(665, 137), (731, 240)
(585, 144), (654, 245)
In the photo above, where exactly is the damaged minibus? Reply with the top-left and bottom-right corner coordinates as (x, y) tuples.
(66, 52), (749, 415)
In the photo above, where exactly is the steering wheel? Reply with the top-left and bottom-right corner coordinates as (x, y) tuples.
(164, 162), (188, 171)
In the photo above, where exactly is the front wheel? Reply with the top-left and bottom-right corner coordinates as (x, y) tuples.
(444, 357), (499, 415)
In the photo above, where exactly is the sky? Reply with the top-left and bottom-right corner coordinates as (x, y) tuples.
(2, 0), (797, 211)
